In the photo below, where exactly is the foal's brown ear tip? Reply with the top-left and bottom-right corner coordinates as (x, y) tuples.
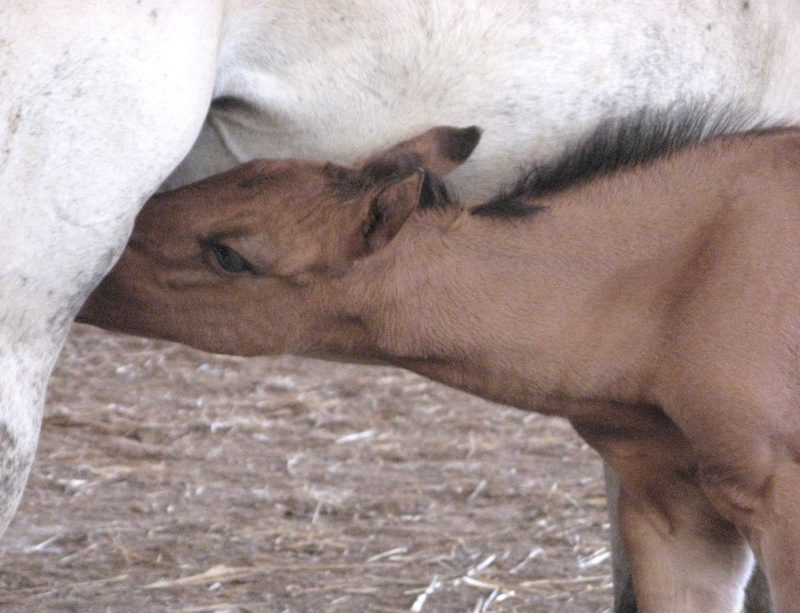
(441, 125), (483, 163)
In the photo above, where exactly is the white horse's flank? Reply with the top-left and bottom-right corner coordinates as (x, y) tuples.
(2, 0), (800, 609)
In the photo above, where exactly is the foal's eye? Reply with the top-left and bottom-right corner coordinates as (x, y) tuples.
(207, 242), (253, 274)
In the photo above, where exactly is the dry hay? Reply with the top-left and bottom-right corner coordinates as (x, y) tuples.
(0, 325), (612, 612)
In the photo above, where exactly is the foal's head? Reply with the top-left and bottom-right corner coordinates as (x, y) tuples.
(78, 125), (481, 355)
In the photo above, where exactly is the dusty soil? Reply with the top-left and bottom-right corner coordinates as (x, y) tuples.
(0, 324), (612, 612)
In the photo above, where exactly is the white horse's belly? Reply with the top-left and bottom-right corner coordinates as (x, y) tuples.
(0, 0), (223, 535)
(167, 0), (797, 203)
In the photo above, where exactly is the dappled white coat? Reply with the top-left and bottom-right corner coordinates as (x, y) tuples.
(1, 0), (800, 582)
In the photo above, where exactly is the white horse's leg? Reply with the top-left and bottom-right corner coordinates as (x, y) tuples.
(0, 0), (224, 536)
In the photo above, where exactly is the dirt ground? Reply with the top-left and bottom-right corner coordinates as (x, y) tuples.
(0, 324), (613, 612)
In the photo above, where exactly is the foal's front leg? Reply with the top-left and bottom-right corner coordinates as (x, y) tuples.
(696, 443), (800, 613)
(616, 478), (752, 612)
(578, 421), (753, 613)
(604, 465), (638, 613)
(605, 461), (773, 613)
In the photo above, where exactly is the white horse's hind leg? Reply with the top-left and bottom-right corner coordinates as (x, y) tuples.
(0, 1), (223, 536)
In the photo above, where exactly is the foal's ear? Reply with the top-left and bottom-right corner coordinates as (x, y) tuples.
(351, 126), (481, 257)
(417, 125), (483, 175)
(360, 125), (482, 180)
(361, 171), (426, 255)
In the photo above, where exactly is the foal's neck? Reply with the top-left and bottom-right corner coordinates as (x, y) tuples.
(340, 129), (795, 414)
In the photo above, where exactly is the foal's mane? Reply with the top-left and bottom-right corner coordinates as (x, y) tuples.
(471, 104), (760, 219)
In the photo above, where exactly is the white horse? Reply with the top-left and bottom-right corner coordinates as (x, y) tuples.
(2, 1), (799, 610)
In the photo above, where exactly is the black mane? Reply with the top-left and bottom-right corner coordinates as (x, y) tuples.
(471, 105), (760, 219)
